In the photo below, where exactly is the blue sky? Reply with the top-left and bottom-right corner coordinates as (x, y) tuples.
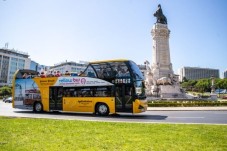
(0, 0), (227, 77)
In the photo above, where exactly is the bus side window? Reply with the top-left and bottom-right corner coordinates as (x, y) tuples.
(116, 88), (122, 97)
(58, 89), (63, 97)
(110, 87), (114, 97)
(77, 90), (83, 97)
(87, 72), (95, 78)
(80, 89), (91, 97)
(97, 70), (103, 78)
(125, 87), (132, 96)
(64, 89), (70, 97)
(73, 90), (77, 97)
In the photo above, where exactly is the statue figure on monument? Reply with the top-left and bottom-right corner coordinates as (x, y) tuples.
(153, 4), (167, 24)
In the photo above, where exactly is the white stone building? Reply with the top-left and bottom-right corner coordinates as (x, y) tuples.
(0, 48), (31, 86)
(224, 70), (227, 79)
(49, 61), (88, 75)
(178, 67), (219, 82)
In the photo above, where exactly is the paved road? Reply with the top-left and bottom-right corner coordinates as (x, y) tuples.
(1, 101), (227, 124)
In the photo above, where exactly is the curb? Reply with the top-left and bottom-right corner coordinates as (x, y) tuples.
(147, 107), (227, 111)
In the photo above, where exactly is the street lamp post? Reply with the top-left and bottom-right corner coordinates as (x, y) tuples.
(210, 76), (217, 101)
(211, 76), (215, 94)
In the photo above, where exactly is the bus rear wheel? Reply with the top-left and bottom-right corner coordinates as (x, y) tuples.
(96, 103), (109, 116)
(33, 102), (43, 113)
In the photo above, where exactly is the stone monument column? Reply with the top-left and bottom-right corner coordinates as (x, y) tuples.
(151, 23), (173, 80)
(145, 4), (186, 98)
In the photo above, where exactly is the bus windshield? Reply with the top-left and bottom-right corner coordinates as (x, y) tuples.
(82, 60), (143, 80)
(128, 61), (144, 80)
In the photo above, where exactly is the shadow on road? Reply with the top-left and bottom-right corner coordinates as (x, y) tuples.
(109, 113), (168, 120)
(13, 110), (168, 121)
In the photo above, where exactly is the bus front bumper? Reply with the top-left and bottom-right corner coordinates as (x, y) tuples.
(133, 99), (148, 113)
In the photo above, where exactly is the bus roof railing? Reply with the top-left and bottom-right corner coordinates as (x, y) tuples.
(89, 59), (129, 64)
(14, 69), (39, 79)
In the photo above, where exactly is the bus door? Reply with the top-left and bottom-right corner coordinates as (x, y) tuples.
(49, 86), (63, 111)
(115, 85), (133, 112)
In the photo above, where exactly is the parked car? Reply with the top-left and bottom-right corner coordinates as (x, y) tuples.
(4, 97), (12, 103)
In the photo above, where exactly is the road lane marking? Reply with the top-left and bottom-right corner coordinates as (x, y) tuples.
(214, 113), (227, 115)
(168, 117), (204, 119)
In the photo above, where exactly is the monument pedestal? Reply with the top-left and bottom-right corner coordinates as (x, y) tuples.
(210, 94), (218, 101)
(159, 85), (186, 98)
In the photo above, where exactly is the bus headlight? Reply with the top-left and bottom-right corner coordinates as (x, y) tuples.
(138, 105), (145, 112)
(136, 87), (142, 95)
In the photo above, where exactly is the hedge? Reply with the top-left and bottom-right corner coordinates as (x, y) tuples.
(148, 101), (227, 107)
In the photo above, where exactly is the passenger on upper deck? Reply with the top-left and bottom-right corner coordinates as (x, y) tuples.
(79, 71), (85, 76)
(22, 73), (33, 79)
(22, 73), (28, 79)
(27, 73), (32, 79)
(116, 68), (130, 77)
(47, 70), (54, 77)
(124, 69), (130, 77)
(40, 72), (46, 78)
(53, 71), (57, 76)
(64, 70), (70, 76)
(55, 71), (61, 77)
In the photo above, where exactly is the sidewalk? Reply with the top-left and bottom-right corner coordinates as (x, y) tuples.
(147, 106), (227, 111)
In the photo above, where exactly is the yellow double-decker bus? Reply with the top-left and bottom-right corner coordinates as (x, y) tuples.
(12, 59), (147, 115)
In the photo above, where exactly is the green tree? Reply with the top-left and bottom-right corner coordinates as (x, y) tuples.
(216, 78), (222, 89)
(0, 86), (12, 97)
(195, 79), (210, 93)
(216, 78), (227, 89)
(181, 78), (227, 93)
(182, 77), (188, 82)
(181, 80), (197, 91)
(222, 79), (227, 89)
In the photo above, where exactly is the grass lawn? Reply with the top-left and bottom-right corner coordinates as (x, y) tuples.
(0, 116), (227, 151)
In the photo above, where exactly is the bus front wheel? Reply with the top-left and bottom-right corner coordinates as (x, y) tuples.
(33, 102), (43, 113)
(96, 103), (109, 116)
